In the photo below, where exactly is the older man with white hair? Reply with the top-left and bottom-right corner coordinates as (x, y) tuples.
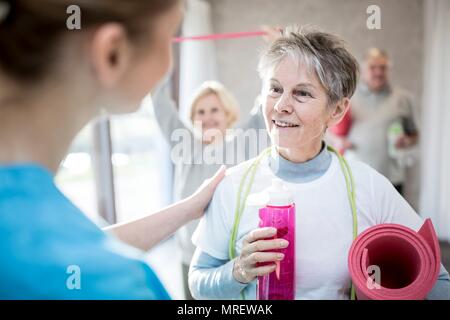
(343, 48), (419, 196)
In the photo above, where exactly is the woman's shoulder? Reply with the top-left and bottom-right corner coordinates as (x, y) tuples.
(0, 164), (103, 241)
(222, 155), (264, 181)
(344, 156), (386, 181)
(342, 156), (394, 195)
(211, 156), (264, 202)
(225, 156), (261, 176)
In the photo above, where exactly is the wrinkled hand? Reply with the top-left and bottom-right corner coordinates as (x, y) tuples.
(186, 165), (226, 220)
(233, 227), (288, 284)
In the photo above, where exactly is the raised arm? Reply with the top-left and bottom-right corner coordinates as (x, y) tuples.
(151, 79), (195, 148)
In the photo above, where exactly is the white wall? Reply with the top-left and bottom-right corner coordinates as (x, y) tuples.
(179, 0), (218, 124)
(209, 0), (424, 119)
(420, 0), (450, 241)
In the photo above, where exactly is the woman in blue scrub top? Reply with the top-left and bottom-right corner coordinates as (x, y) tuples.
(0, 0), (225, 299)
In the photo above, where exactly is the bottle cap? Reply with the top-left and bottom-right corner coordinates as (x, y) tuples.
(266, 178), (293, 206)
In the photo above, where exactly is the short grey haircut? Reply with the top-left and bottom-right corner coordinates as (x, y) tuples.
(258, 25), (360, 105)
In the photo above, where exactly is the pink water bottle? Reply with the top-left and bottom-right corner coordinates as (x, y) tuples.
(257, 179), (296, 300)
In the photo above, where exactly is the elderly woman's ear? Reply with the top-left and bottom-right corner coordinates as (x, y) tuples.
(328, 98), (351, 128)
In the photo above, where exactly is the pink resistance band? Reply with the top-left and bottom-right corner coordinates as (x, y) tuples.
(172, 30), (267, 43)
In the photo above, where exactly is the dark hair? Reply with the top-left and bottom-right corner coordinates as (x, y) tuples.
(0, 0), (179, 83)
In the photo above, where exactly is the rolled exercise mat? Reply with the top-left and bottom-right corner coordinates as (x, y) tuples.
(348, 219), (441, 300)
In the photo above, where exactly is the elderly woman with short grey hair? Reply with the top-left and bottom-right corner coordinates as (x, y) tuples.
(188, 26), (450, 300)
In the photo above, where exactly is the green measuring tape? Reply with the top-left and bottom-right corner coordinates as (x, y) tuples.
(228, 145), (358, 300)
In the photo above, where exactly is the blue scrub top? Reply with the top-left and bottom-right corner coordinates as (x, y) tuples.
(0, 164), (171, 299)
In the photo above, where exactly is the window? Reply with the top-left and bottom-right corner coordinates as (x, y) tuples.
(111, 97), (173, 223)
(55, 97), (173, 225)
(55, 124), (98, 223)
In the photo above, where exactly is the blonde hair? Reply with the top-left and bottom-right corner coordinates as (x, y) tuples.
(189, 81), (239, 128)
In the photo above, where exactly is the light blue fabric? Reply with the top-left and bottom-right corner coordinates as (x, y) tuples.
(189, 144), (450, 300)
(0, 164), (170, 300)
(427, 266), (450, 300)
(189, 250), (247, 300)
(269, 142), (331, 183)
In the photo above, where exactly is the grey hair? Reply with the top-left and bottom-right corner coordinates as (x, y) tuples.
(258, 25), (359, 105)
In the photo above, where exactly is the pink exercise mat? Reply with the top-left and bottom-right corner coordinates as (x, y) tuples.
(348, 219), (441, 300)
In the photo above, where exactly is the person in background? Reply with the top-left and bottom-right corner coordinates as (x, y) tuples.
(0, 0), (226, 299)
(151, 79), (269, 299)
(329, 48), (419, 195)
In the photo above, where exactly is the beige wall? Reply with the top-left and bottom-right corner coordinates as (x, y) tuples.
(208, 0), (424, 208)
(209, 0), (424, 120)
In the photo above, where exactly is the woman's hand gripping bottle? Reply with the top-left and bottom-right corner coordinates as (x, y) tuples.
(257, 179), (295, 300)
